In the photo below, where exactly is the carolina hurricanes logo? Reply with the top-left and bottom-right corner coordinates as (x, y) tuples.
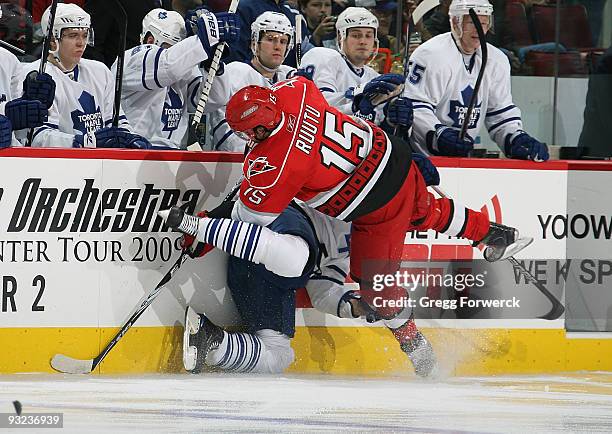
(246, 156), (277, 180)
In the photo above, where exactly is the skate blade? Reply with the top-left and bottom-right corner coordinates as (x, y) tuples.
(499, 237), (533, 261)
(183, 306), (199, 372)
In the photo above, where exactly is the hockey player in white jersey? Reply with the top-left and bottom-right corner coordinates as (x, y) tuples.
(300, 7), (412, 132)
(117, 8), (239, 149)
(403, 0), (549, 160)
(204, 11), (296, 152)
(0, 46), (54, 147)
(26, 3), (150, 149)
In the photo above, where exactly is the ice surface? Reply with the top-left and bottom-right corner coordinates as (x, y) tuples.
(1, 372), (612, 433)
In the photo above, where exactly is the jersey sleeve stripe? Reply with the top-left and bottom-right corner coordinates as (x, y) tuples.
(214, 130), (234, 150)
(141, 49), (152, 91)
(319, 87), (335, 93)
(488, 116), (522, 133)
(32, 126), (55, 140)
(413, 105), (435, 112)
(309, 275), (345, 286)
(189, 78), (200, 107)
(212, 119), (227, 135)
(153, 48), (164, 89)
(409, 99), (435, 109)
(327, 264), (347, 278)
(486, 105), (516, 117)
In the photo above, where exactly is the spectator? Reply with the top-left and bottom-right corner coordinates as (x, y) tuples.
(0, 2), (34, 60)
(171, 0), (202, 16)
(578, 46), (612, 157)
(299, 0), (336, 48)
(226, 0), (303, 67)
(83, 0), (167, 68)
(370, 0), (397, 50)
(424, 0), (451, 37)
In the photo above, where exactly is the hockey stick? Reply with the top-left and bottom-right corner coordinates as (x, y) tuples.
(392, 0), (440, 135)
(0, 39), (25, 55)
(51, 251), (189, 374)
(295, 13), (303, 68)
(50, 173), (242, 374)
(109, 0), (128, 128)
(430, 186), (564, 320)
(25, 0), (59, 147)
(191, 0), (240, 127)
(458, 9), (487, 141)
(506, 257), (565, 320)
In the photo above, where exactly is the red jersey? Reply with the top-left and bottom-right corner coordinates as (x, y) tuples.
(237, 76), (411, 224)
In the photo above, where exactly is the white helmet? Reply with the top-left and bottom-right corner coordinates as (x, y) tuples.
(449, 0), (494, 39)
(140, 8), (186, 47)
(41, 3), (93, 45)
(335, 7), (378, 55)
(251, 11), (294, 60)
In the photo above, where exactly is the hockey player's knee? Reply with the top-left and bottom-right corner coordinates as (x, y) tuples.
(360, 284), (409, 320)
(262, 232), (310, 277)
(253, 329), (295, 374)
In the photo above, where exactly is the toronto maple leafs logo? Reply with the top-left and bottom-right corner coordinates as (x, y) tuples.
(448, 85), (481, 130)
(71, 91), (103, 135)
(246, 156), (277, 180)
(158, 11), (167, 19)
(161, 88), (183, 133)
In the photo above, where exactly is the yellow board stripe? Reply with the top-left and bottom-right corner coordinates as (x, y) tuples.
(2, 327), (612, 375)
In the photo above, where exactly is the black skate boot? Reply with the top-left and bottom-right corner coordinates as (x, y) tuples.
(478, 222), (532, 262)
(400, 331), (438, 378)
(183, 306), (224, 374)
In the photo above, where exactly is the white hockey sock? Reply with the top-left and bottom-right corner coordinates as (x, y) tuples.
(196, 217), (310, 277)
(206, 329), (294, 374)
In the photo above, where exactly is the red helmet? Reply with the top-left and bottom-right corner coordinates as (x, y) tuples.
(226, 85), (282, 141)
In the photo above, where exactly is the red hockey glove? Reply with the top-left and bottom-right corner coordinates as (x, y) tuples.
(180, 210), (214, 258)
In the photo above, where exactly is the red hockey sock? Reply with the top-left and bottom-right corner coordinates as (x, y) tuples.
(388, 318), (418, 343)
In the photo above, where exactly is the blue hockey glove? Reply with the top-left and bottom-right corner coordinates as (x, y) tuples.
(4, 98), (47, 130)
(73, 127), (152, 149)
(505, 131), (549, 161)
(384, 97), (413, 129)
(22, 71), (56, 109)
(0, 115), (12, 148)
(430, 124), (474, 157)
(189, 9), (240, 57)
(292, 65), (315, 81)
(412, 153), (440, 186)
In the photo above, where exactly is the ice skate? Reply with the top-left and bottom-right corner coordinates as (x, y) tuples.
(400, 331), (438, 378)
(183, 306), (223, 374)
(479, 222), (533, 262)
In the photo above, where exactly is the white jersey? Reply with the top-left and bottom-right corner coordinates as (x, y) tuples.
(0, 48), (23, 146)
(297, 203), (354, 319)
(403, 33), (523, 155)
(204, 61), (294, 152)
(116, 35), (206, 149)
(301, 47), (384, 124)
(24, 58), (130, 148)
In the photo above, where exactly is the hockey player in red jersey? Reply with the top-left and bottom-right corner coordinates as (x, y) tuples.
(162, 75), (525, 376)
(222, 76), (524, 368)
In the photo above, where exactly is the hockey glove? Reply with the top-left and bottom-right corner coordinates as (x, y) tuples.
(73, 127), (151, 149)
(0, 115), (12, 148)
(200, 44), (230, 76)
(430, 124), (474, 157)
(291, 65), (315, 82)
(180, 211), (215, 258)
(412, 153), (439, 187)
(338, 291), (381, 323)
(22, 71), (56, 109)
(505, 131), (549, 161)
(190, 9), (240, 58)
(4, 98), (47, 130)
(383, 97), (413, 131)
